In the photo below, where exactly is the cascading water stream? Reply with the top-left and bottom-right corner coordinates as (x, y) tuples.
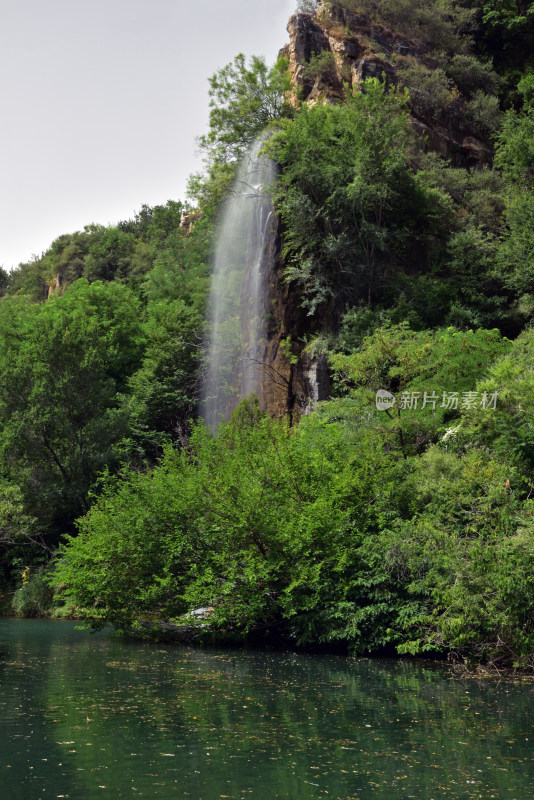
(200, 137), (277, 430)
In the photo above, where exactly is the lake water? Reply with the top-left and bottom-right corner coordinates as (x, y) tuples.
(1, 619), (533, 800)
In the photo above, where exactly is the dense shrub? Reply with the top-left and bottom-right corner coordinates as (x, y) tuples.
(303, 50), (338, 84)
(12, 569), (53, 617)
(466, 90), (501, 134)
(442, 53), (502, 98)
(269, 79), (447, 313)
(396, 58), (456, 119)
(331, 0), (475, 53)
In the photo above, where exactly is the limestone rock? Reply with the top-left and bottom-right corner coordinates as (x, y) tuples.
(352, 56), (395, 88)
(283, 1), (494, 169)
(286, 12), (332, 102)
(257, 1), (497, 420)
(180, 210), (202, 235)
(48, 272), (64, 299)
(461, 136), (492, 167)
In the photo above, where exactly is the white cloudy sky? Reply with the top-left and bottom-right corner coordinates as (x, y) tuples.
(0, 0), (296, 269)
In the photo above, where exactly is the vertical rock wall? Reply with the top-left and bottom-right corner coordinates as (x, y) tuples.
(205, 3), (495, 421)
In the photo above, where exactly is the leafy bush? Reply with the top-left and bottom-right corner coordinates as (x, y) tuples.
(396, 58), (457, 119)
(332, 0), (475, 54)
(329, 322), (511, 454)
(12, 569), (53, 617)
(459, 327), (534, 471)
(268, 79), (447, 312)
(53, 400), (373, 634)
(303, 50), (338, 84)
(466, 90), (501, 134)
(441, 53), (502, 98)
(383, 448), (533, 668)
(336, 306), (391, 352)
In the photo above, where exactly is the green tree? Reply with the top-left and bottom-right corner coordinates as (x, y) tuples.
(269, 80), (449, 313)
(125, 300), (203, 460)
(83, 226), (136, 283)
(329, 323), (511, 454)
(478, 0), (534, 73)
(457, 327), (534, 471)
(0, 280), (145, 539)
(199, 54), (293, 165)
(378, 446), (532, 668)
(0, 267), (10, 296)
(8, 256), (51, 302)
(0, 482), (43, 556)
(118, 201), (182, 240)
(41, 231), (90, 285)
(143, 213), (213, 311)
(494, 84), (534, 295)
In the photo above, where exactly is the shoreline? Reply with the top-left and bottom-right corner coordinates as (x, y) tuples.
(3, 611), (534, 681)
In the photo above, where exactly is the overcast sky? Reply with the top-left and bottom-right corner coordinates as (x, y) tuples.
(0, 0), (296, 270)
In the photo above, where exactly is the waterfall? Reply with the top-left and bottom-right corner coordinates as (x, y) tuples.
(200, 137), (277, 430)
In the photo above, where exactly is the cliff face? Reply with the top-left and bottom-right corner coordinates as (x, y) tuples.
(255, 1), (494, 420)
(280, 2), (491, 167)
(256, 213), (330, 422)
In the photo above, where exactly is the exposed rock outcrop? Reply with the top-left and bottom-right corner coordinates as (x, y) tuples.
(180, 210), (203, 235)
(260, 2), (493, 419)
(255, 213), (331, 422)
(281, 3), (491, 168)
(47, 272), (64, 299)
(285, 13), (333, 102)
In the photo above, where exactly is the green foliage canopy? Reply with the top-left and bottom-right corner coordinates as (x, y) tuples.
(269, 80), (448, 313)
(199, 54), (293, 165)
(0, 280), (145, 536)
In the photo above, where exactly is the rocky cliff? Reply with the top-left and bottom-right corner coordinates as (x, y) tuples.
(256, 0), (494, 421)
(280, 1), (492, 167)
(257, 213), (330, 422)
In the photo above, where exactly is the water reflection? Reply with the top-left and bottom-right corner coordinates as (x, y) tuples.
(0, 619), (533, 799)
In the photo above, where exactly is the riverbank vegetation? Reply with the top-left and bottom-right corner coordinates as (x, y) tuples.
(2, 1), (534, 670)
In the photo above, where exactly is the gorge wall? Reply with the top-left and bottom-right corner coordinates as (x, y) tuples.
(281, 2), (492, 167)
(206, 1), (495, 422)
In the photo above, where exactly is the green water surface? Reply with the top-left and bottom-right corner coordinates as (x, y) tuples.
(0, 618), (532, 799)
